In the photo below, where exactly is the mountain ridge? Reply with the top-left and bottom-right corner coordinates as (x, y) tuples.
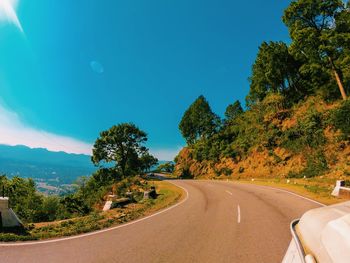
(0, 144), (96, 194)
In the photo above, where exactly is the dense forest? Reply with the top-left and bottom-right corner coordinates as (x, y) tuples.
(175, 0), (350, 180)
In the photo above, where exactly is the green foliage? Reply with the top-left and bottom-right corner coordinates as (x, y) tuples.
(157, 162), (175, 173)
(179, 95), (221, 144)
(330, 99), (350, 138)
(60, 195), (92, 216)
(175, 0), (350, 186)
(92, 123), (156, 177)
(247, 41), (305, 105)
(139, 153), (158, 173)
(0, 175), (74, 223)
(0, 233), (37, 242)
(29, 213), (106, 240)
(224, 100), (243, 123)
(282, 109), (326, 152)
(180, 167), (193, 179)
(0, 168), (117, 223)
(304, 151), (329, 177)
(38, 196), (62, 222)
(64, 169), (121, 216)
(287, 151), (328, 178)
(283, 0), (349, 100)
(185, 94), (289, 162)
(0, 122), (160, 230)
(113, 176), (144, 197)
(177, 0), (350, 168)
(220, 167), (233, 176)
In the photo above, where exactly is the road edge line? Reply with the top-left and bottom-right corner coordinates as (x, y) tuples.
(204, 180), (326, 207)
(0, 181), (189, 247)
(251, 184), (326, 207)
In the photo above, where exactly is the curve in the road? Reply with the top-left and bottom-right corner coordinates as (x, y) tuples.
(0, 183), (190, 247)
(0, 180), (323, 263)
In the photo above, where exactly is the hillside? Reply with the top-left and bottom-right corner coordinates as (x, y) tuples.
(174, 96), (350, 182)
(0, 145), (96, 194)
(174, 1), (350, 184)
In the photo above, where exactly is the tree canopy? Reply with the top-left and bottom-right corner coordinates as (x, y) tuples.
(224, 100), (243, 123)
(157, 162), (175, 173)
(179, 95), (220, 144)
(139, 153), (158, 173)
(92, 123), (156, 177)
(247, 41), (305, 105)
(283, 0), (349, 100)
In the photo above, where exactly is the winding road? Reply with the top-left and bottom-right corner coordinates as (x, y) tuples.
(0, 180), (321, 263)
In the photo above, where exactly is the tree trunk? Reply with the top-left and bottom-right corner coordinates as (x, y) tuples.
(329, 57), (347, 100)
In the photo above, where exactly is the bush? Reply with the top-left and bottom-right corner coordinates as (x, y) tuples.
(282, 109), (326, 152)
(181, 167), (193, 179)
(287, 151), (328, 178)
(0, 233), (37, 242)
(221, 168), (233, 176)
(330, 100), (350, 139)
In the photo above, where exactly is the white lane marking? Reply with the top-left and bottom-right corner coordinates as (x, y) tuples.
(226, 190), (233, 196)
(209, 180), (326, 207)
(0, 181), (189, 247)
(237, 205), (241, 223)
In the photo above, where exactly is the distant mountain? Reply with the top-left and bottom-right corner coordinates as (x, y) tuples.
(0, 145), (96, 194)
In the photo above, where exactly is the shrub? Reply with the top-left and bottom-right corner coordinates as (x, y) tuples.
(0, 233), (37, 242)
(287, 151), (328, 178)
(221, 168), (233, 176)
(181, 167), (193, 179)
(330, 100), (350, 139)
(282, 109), (326, 152)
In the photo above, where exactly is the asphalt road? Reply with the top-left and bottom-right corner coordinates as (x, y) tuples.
(0, 180), (321, 263)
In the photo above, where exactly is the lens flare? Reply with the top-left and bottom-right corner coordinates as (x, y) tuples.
(0, 0), (23, 32)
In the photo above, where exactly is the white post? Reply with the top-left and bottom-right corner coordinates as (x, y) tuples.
(331, 180), (345, 197)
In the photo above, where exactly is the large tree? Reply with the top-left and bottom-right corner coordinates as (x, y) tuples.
(179, 95), (220, 144)
(283, 0), (349, 100)
(247, 41), (304, 105)
(139, 153), (158, 173)
(157, 162), (175, 173)
(92, 123), (154, 177)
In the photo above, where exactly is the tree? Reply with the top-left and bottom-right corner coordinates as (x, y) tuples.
(139, 153), (158, 173)
(224, 100), (243, 122)
(247, 41), (304, 105)
(157, 162), (175, 173)
(283, 0), (348, 100)
(92, 123), (153, 177)
(179, 95), (220, 144)
(334, 3), (350, 93)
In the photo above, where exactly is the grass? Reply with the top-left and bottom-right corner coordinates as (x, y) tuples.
(0, 181), (184, 242)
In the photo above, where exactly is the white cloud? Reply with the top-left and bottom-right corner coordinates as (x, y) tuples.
(150, 147), (182, 161)
(0, 0), (23, 32)
(0, 103), (92, 155)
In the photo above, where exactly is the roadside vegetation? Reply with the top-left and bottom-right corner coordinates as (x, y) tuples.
(0, 123), (183, 241)
(0, 180), (182, 242)
(175, 0), (350, 195)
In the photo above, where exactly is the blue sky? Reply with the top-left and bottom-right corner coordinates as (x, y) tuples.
(0, 0), (290, 160)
